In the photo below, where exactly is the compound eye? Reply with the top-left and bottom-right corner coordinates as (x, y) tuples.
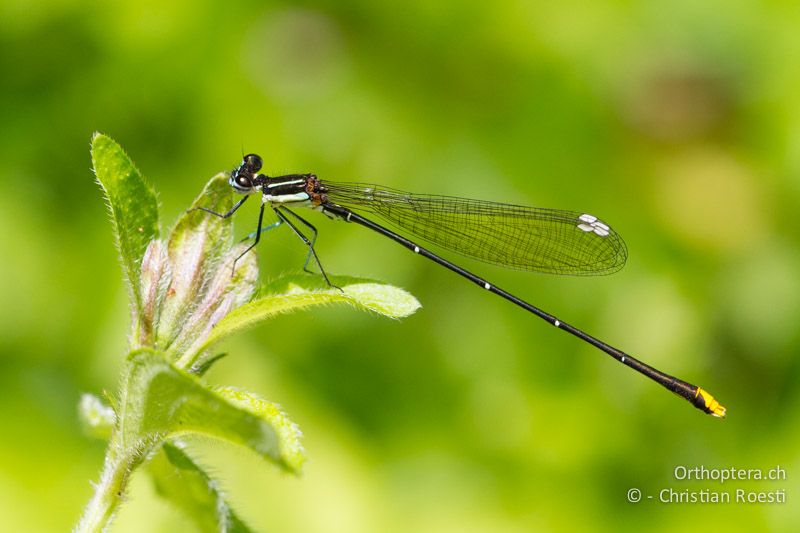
(236, 175), (252, 189)
(243, 153), (262, 173)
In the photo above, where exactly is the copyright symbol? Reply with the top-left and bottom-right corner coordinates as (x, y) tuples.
(627, 488), (641, 503)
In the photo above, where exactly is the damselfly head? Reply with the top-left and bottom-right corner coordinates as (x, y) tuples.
(229, 153), (264, 193)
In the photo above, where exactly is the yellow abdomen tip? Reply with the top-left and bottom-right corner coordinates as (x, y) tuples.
(697, 388), (726, 418)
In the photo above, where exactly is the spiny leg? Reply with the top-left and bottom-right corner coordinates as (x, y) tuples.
(274, 206), (340, 290)
(281, 207), (320, 274)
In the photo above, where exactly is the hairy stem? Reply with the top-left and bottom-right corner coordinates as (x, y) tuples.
(74, 441), (152, 533)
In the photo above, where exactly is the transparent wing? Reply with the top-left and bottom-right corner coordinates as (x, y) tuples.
(321, 182), (628, 275)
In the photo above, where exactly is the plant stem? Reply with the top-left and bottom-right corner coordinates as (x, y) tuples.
(74, 443), (149, 533)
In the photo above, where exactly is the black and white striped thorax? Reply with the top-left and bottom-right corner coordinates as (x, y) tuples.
(259, 174), (314, 205)
(230, 154), (340, 211)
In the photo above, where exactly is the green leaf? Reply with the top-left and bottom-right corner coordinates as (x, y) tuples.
(137, 238), (170, 348)
(192, 352), (229, 377)
(214, 386), (305, 473)
(178, 273), (422, 367)
(168, 240), (258, 363)
(78, 393), (116, 440)
(92, 133), (159, 325)
(119, 349), (304, 473)
(156, 173), (251, 351)
(149, 441), (253, 533)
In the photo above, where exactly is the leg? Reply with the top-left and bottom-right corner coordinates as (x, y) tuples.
(274, 206), (339, 289)
(231, 202), (265, 273)
(243, 219), (282, 241)
(281, 207), (320, 273)
(189, 195), (249, 218)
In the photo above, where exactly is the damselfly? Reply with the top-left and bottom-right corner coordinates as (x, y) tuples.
(194, 153), (726, 417)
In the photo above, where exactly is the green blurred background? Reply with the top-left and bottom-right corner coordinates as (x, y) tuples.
(1, 0), (799, 531)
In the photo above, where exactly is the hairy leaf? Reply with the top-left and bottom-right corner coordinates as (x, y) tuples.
(118, 349), (304, 473)
(91, 133), (159, 327)
(179, 273), (421, 366)
(156, 174), (254, 351)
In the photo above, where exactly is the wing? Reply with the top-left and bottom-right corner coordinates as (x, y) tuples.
(321, 182), (628, 275)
